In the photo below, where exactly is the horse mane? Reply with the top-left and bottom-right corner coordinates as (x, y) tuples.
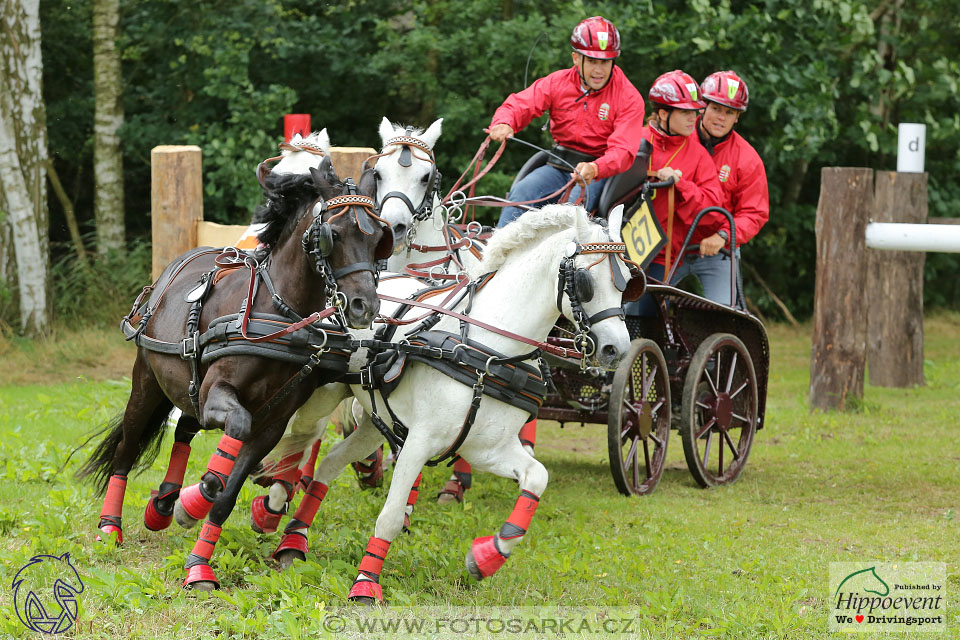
(252, 170), (340, 249)
(472, 204), (600, 277)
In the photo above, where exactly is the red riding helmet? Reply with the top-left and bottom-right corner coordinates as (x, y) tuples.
(701, 70), (749, 111)
(648, 70), (706, 110)
(570, 16), (621, 60)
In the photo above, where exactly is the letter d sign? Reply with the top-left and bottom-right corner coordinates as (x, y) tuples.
(897, 123), (926, 173)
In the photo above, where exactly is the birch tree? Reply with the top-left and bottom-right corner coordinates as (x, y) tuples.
(93, 0), (124, 255)
(0, 0), (50, 335)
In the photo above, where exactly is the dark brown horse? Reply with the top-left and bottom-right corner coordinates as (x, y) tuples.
(79, 160), (392, 590)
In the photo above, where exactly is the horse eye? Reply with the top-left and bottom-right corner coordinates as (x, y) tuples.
(373, 170), (381, 181)
(420, 174), (430, 184)
(332, 230), (341, 242)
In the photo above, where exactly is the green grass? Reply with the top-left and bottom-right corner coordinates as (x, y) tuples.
(0, 316), (957, 638)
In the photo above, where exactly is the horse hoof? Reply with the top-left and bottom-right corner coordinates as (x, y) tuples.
(465, 548), (483, 581)
(402, 513), (411, 533)
(173, 500), (200, 529)
(95, 525), (123, 546)
(437, 478), (464, 504)
(250, 496), (283, 534)
(144, 497), (173, 531)
(275, 549), (305, 570)
(183, 564), (220, 590)
(347, 580), (383, 603)
(465, 536), (508, 581)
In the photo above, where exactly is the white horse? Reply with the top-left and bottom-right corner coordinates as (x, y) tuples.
(251, 203), (637, 602)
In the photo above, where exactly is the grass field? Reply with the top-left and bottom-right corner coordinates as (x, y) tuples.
(0, 316), (957, 638)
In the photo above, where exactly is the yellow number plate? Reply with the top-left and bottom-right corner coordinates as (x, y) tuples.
(622, 200), (666, 268)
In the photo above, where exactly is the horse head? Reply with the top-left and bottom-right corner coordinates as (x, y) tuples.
(255, 160), (390, 329)
(364, 117), (443, 250)
(476, 204), (633, 369)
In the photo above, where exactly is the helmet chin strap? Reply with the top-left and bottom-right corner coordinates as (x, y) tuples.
(575, 56), (615, 102)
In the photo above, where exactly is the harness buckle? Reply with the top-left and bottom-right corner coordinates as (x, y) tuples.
(180, 333), (199, 360)
(360, 366), (374, 389)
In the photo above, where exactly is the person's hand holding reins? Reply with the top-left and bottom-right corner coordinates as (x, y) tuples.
(656, 166), (683, 184)
(699, 232), (726, 257)
(573, 161), (599, 187)
(488, 124), (515, 143)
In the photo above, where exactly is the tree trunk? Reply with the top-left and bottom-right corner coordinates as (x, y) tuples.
(93, 0), (125, 255)
(0, 0), (50, 336)
(809, 168), (873, 411)
(866, 171), (926, 387)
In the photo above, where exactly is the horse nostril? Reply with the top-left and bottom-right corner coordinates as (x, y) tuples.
(601, 344), (620, 365)
(393, 224), (407, 241)
(349, 297), (368, 317)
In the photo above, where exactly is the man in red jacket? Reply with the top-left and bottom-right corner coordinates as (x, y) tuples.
(690, 70), (769, 308)
(489, 16), (646, 227)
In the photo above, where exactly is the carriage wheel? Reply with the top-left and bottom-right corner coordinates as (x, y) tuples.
(607, 339), (671, 496)
(680, 333), (758, 488)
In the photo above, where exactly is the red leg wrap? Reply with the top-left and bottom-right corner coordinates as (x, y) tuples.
(162, 442), (192, 485)
(273, 453), (304, 492)
(250, 495), (284, 534)
(178, 482), (214, 521)
(298, 439), (322, 491)
(501, 490), (540, 539)
(348, 579), (383, 602)
(273, 531), (310, 558)
(518, 419), (537, 448)
(183, 563), (219, 589)
(190, 520), (223, 562)
(144, 496), (173, 531)
(468, 535), (508, 579)
(406, 473), (422, 508)
(453, 458), (472, 475)
(287, 481), (328, 527)
(357, 537), (390, 582)
(100, 475), (127, 520)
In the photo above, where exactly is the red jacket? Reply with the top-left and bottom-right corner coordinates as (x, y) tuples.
(490, 66), (645, 179)
(695, 129), (769, 246)
(641, 124), (723, 267)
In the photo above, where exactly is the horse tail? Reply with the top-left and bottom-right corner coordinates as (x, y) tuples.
(76, 400), (173, 494)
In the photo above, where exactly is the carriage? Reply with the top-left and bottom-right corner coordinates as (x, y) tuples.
(508, 143), (770, 496)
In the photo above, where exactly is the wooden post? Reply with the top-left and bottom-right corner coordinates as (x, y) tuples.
(809, 167), (873, 411)
(151, 145), (202, 280)
(329, 147), (376, 182)
(866, 172), (927, 387)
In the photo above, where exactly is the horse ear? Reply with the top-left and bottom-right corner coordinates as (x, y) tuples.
(421, 118), (443, 148)
(316, 128), (331, 155)
(379, 117), (395, 146)
(318, 156), (338, 184)
(608, 204), (624, 242)
(308, 165), (325, 188)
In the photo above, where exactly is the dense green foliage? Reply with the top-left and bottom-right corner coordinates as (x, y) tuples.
(39, 0), (960, 323)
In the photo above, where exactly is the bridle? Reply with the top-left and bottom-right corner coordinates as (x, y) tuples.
(364, 127), (442, 224)
(557, 241), (644, 366)
(301, 179), (390, 311)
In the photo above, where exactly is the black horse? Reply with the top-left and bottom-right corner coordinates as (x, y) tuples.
(79, 160), (392, 589)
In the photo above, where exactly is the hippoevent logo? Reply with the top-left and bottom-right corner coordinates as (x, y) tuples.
(829, 562), (945, 633)
(12, 553), (85, 634)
